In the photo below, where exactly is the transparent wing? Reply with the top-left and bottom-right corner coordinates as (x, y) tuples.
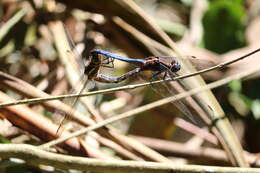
(55, 76), (90, 134)
(158, 55), (215, 71)
(63, 24), (86, 75)
(148, 66), (199, 124)
(54, 24), (92, 134)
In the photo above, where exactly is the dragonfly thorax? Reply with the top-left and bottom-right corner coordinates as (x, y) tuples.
(141, 57), (181, 73)
(84, 54), (102, 80)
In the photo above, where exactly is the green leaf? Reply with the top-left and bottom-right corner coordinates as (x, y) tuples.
(228, 92), (250, 116)
(0, 135), (11, 144)
(251, 99), (260, 120)
(180, 0), (193, 6)
(203, 0), (246, 53)
(229, 80), (242, 93)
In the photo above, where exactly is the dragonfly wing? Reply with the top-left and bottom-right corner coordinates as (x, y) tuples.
(158, 56), (215, 71)
(63, 24), (86, 75)
(55, 75), (91, 134)
(186, 56), (216, 71)
(150, 74), (199, 124)
(55, 24), (95, 133)
(149, 62), (200, 124)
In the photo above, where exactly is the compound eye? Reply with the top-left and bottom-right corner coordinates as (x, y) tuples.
(171, 61), (181, 72)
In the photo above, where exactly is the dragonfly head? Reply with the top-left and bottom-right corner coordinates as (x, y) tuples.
(170, 60), (181, 72)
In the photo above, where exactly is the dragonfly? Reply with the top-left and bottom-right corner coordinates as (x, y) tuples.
(81, 49), (213, 125)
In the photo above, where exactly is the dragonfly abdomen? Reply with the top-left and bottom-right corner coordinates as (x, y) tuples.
(90, 49), (144, 65)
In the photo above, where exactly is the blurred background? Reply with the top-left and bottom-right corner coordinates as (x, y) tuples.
(1, 0), (260, 171)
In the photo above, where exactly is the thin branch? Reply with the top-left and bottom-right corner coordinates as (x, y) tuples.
(39, 67), (260, 149)
(1, 48), (260, 108)
(130, 135), (260, 166)
(0, 9), (27, 42)
(1, 144), (260, 172)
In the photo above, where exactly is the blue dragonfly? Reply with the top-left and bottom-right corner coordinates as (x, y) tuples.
(80, 49), (213, 125)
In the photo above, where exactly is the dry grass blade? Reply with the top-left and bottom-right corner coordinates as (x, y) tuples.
(0, 91), (88, 156)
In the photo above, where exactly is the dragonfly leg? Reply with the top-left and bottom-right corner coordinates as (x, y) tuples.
(101, 57), (114, 68)
(148, 71), (164, 91)
(163, 71), (168, 80)
(111, 58), (114, 68)
(151, 71), (163, 81)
